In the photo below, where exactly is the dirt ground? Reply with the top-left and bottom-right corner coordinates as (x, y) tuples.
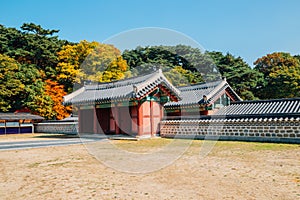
(0, 136), (299, 200)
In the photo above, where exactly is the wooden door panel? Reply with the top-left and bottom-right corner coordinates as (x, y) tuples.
(80, 109), (94, 133)
(118, 107), (132, 134)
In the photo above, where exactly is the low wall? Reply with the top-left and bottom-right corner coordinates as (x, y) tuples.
(35, 122), (78, 135)
(160, 117), (300, 143)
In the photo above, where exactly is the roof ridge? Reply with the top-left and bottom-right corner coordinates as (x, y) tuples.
(134, 69), (181, 98)
(205, 80), (227, 100)
(178, 79), (223, 91)
(85, 70), (160, 90)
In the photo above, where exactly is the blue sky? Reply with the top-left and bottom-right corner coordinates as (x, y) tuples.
(1, 0), (300, 67)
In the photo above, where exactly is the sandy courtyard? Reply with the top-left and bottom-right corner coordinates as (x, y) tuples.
(0, 136), (299, 200)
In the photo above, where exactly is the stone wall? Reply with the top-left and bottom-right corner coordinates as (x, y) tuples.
(160, 117), (300, 143)
(35, 122), (78, 135)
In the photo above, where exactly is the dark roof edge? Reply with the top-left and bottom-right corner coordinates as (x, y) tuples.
(176, 79), (223, 91)
(232, 97), (300, 105)
(165, 113), (300, 121)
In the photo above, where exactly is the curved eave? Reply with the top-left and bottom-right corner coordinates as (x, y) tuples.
(164, 103), (200, 110)
(65, 97), (133, 106)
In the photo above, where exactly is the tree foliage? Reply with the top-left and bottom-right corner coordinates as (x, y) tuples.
(0, 23), (68, 79)
(56, 40), (97, 90)
(100, 56), (130, 82)
(0, 23), (70, 119)
(57, 40), (128, 90)
(0, 54), (25, 111)
(207, 51), (264, 100)
(254, 52), (300, 99)
(44, 80), (72, 120)
(122, 45), (216, 86)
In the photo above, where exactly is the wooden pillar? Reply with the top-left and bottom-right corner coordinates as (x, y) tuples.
(130, 106), (138, 135)
(93, 106), (97, 134)
(114, 106), (120, 135)
(137, 102), (143, 136)
(150, 101), (154, 136)
(78, 109), (81, 133)
(160, 103), (164, 120)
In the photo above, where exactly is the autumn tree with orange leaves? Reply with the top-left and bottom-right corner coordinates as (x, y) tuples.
(44, 79), (72, 120)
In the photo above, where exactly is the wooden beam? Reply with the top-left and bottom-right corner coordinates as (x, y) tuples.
(137, 102), (143, 136)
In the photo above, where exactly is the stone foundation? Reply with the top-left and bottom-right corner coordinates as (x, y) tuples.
(160, 117), (300, 143)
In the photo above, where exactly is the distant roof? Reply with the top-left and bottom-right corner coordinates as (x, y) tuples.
(164, 79), (242, 108)
(64, 69), (181, 105)
(212, 98), (300, 118)
(0, 113), (44, 120)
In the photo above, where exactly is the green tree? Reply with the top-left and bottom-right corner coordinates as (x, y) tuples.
(254, 52), (300, 99)
(164, 66), (204, 86)
(0, 23), (68, 80)
(0, 54), (25, 111)
(15, 64), (55, 119)
(122, 45), (214, 84)
(0, 54), (53, 118)
(207, 51), (264, 100)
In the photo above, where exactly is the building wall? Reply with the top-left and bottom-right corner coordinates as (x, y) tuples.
(35, 122), (78, 135)
(160, 118), (300, 143)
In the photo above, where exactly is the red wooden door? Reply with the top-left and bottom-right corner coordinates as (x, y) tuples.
(96, 108), (109, 134)
(151, 101), (162, 136)
(130, 106), (138, 135)
(118, 106), (132, 135)
(138, 101), (163, 136)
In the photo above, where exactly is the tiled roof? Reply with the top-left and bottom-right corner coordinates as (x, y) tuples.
(164, 79), (242, 108)
(0, 113), (44, 120)
(213, 98), (300, 117)
(64, 69), (181, 105)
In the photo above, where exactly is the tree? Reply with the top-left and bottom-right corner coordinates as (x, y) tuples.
(0, 54), (25, 111)
(0, 23), (68, 80)
(122, 45), (214, 84)
(164, 66), (204, 86)
(0, 54), (56, 119)
(207, 51), (264, 100)
(254, 52), (300, 99)
(56, 40), (96, 91)
(16, 64), (54, 119)
(101, 56), (130, 82)
(44, 80), (72, 120)
(56, 40), (123, 91)
(21, 23), (59, 36)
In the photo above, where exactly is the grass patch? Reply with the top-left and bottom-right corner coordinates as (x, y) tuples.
(110, 138), (173, 153)
(33, 133), (78, 139)
(249, 142), (300, 151)
(109, 138), (300, 154)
